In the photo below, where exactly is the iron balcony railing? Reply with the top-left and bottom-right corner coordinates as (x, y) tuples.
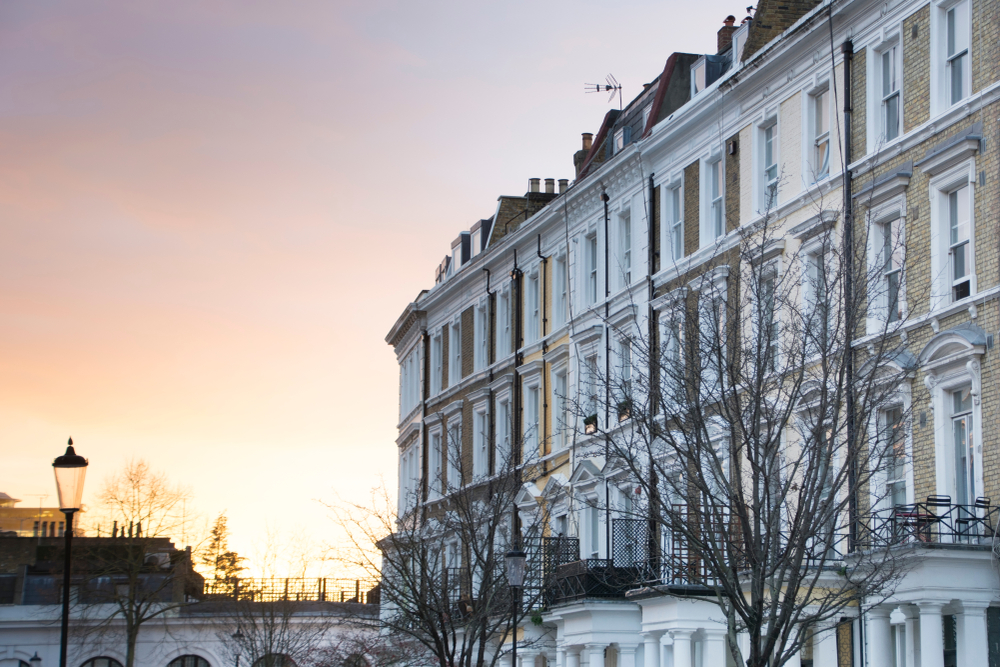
(858, 497), (997, 549)
(203, 577), (380, 605)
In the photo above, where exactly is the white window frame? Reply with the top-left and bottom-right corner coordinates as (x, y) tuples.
(757, 116), (779, 214)
(428, 426), (444, 499)
(449, 318), (462, 387)
(491, 374), (514, 474)
(928, 159), (977, 312)
(526, 269), (541, 344)
(472, 402), (489, 480)
(662, 180), (684, 265)
(701, 155), (725, 245)
(865, 195), (908, 333)
(446, 419), (462, 491)
(807, 84), (831, 183)
(657, 290), (687, 414)
(694, 268), (729, 397)
(616, 207), (632, 289)
(867, 35), (902, 149)
(584, 230), (599, 306)
(801, 234), (833, 358)
(552, 367), (569, 451)
(498, 286), (512, 360)
(523, 380), (540, 461)
(927, 369), (983, 511)
(474, 299), (489, 372)
(691, 57), (707, 96)
(431, 330), (444, 396)
(931, 0), (972, 116)
(553, 253), (568, 330)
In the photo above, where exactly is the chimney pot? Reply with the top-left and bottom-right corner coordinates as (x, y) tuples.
(545, 178), (555, 194)
(725, 15), (736, 26)
(718, 17), (738, 53)
(529, 178), (541, 193)
(558, 179), (569, 194)
(582, 133), (593, 152)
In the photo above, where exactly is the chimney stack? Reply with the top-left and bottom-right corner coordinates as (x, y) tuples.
(545, 178), (555, 194)
(718, 15), (737, 54)
(582, 133), (593, 152)
(558, 179), (569, 194)
(529, 178), (541, 193)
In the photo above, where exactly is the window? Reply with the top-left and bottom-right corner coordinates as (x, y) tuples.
(450, 244), (460, 275)
(880, 45), (901, 142)
(692, 59), (707, 95)
(761, 123), (779, 210)
(812, 89), (830, 181)
(883, 407), (907, 507)
(804, 250), (829, 353)
(431, 332), (443, 395)
(760, 273), (778, 373)
(952, 387), (975, 505)
(399, 347), (420, 420)
(946, 1), (970, 105)
(449, 320), (462, 386)
(470, 229), (481, 257)
(526, 272), (540, 343)
(708, 160), (724, 241)
(429, 431), (443, 498)
(661, 306), (684, 407)
(584, 354), (600, 427)
(553, 256), (568, 329)
(553, 369), (568, 451)
(618, 210), (632, 287)
(664, 185), (683, 263)
(474, 302), (488, 371)
(881, 218), (904, 322)
(615, 337), (632, 405)
(585, 233), (599, 304)
(497, 398), (511, 469)
(168, 656), (211, 667)
(447, 421), (462, 489)
(498, 289), (511, 358)
(524, 384), (540, 460)
(614, 126), (631, 153)
(949, 184), (972, 301)
(81, 660), (125, 667)
(473, 407), (488, 478)
(587, 504), (600, 557)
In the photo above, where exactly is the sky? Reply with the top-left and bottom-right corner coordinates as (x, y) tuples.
(0, 0), (737, 573)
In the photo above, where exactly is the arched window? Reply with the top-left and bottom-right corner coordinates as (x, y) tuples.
(168, 657), (211, 667)
(252, 657), (297, 667)
(343, 655), (369, 667)
(81, 659), (125, 667)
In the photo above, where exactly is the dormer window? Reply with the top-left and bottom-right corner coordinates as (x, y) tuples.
(614, 126), (632, 153)
(450, 245), (460, 275)
(470, 229), (481, 257)
(692, 58), (707, 95)
(730, 23), (749, 65)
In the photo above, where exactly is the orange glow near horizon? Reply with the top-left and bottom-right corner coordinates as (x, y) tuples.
(1, 0), (736, 574)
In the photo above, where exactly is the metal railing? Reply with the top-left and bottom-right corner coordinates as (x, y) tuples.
(858, 498), (997, 549)
(203, 577), (380, 604)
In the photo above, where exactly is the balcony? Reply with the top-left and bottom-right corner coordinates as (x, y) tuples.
(203, 577), (380, 605)
(859, 497), (997, 549)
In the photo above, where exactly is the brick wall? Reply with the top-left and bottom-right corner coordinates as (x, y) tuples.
(684, 160), (701, 256)
(742, 0), (822, 63)
(851, 47), (867, 159)
(462, 307), (474, 378)
(902, 6), (930, 134)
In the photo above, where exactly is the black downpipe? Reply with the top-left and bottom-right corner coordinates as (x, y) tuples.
(842, 37), (864, 667)
(647, 173), (661, 563)
(842, 39), (857, 553)
(602, 191), (612, 558)
(537, 235), (549, 458)
(511, 249), (524, 545)
(485, 268), (496, 474)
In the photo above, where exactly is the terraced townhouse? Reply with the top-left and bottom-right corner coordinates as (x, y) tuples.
(385, 0), (1000, 665)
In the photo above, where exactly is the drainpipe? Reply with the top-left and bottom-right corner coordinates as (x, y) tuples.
(647, 172), (661, 563)
(537, 235), (549, 458)
(485, 268), (496, 473)
(842, 36), (865, 667)
(602, 190), (612, 559)
(512, 249), (524, 545)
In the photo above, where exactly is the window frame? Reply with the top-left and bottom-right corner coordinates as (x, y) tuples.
(448, 318), (462, 387)
(553, 253), (568, 329)
(757, 117), (780, 214)
(702, 156), (725, 245)
(928, 159), (977, 311)
(809, 85), (831, 183)
(931, 0), (972, 115)
(662, 181), (684, 264)
(473, 299), (489, 372)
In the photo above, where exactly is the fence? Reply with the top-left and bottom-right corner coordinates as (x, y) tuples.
(203, 577), (379, 605)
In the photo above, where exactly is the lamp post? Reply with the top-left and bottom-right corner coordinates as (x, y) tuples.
(505, 549), (526, 667)
(233, 629), (244, 667)
(52, 438), (88, 667)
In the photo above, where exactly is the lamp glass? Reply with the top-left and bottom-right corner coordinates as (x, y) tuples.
(53, 445), (88, 512)
(505, 549), (527, 588)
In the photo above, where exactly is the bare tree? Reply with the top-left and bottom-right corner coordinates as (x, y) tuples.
(334, 426), (555, 667)
(211, 527), (348, 667)
(576, 187), (917, 667)
(76, 458), (199, 667)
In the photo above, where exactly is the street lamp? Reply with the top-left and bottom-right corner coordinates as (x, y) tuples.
(233, 629), (245, 667)
(505, 549), (526, 667)
(30, 653), (42, 665)
(53, 438), (88, 667)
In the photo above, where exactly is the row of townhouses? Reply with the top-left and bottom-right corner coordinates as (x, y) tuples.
(385, 0), (1000, 665)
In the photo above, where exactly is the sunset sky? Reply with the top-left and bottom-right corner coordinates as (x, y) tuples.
(1, 0), (736, 571)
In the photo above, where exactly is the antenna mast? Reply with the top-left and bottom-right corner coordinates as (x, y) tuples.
(585, 74), (623, 110)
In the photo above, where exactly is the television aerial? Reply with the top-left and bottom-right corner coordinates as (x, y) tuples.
(585, 74), (623, 110)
